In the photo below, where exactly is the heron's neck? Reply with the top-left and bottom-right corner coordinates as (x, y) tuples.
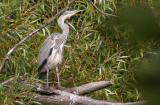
(57, 16), (69, 38)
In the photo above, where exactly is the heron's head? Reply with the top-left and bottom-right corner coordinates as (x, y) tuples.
(61, 10), (81, 20)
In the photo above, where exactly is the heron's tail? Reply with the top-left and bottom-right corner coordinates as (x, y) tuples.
(38, 72), (47, 79)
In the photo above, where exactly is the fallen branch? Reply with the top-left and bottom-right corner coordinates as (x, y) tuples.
(1, 77), (144, 105)
(29, 81), (113, 95)
(34, 93), (144, 105)
(71, 81), (113, 95)
(27, 81), (144, 105)
(0, 0), (76, 73)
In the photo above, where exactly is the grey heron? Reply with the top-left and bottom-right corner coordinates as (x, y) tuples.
(38, 10), (81, 87)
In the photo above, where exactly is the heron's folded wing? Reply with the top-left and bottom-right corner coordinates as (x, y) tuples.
(37, 33), (66, 70)
(37, 36), (54, 67)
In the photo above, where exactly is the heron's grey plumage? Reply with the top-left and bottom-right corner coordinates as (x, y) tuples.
(37, 10), (81, 86)
(38, 33), (66, 74)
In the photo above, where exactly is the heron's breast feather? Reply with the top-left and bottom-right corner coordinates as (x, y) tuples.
(47, 49), (63, 69)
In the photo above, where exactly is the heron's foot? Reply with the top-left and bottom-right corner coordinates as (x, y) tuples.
(56, 85), (62, 89)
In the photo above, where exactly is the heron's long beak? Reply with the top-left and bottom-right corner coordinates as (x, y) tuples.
(72, 10), (83, 14)
(67, 10), (83, 20)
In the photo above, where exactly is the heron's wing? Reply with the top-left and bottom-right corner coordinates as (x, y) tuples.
(37, 33), (66, 71)
(37, 33), (59, 67)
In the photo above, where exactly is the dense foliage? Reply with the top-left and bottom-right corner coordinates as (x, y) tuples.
(0, 0), (160, 104)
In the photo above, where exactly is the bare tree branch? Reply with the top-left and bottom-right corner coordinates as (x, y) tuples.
(0, 76), (26, 85)
(1, 77), (15, 85)
(34, 93), (144, 105)
(86, 0), (118, 17)
(29, 81), (113, 95)
(71, 81), (113, 95)
(0, 0), (76, 73)
(28, 81), (144, 105)
(1, 77), (144, 105)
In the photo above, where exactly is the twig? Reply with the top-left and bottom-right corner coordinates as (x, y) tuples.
(86, 0), (117, 17)
(1, 76), (26, 85)
(1, 77), (15, 85)
(0, 0), (76, 73)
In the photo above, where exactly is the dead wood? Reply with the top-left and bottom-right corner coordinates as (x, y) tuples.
(27, 81), (144, 105)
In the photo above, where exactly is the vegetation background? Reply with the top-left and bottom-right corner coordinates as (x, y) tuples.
(0, 0), (160, 105)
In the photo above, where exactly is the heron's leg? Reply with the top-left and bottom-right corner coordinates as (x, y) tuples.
(56, 67), (61, 87)
(47, 68), (49, 87)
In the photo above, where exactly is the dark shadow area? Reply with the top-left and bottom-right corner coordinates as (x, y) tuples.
(136, 52), (160, 105)
(118, 4), (160, 41)
(115, 1), (160, 105)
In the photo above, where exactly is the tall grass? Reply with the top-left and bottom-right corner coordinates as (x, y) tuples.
(0, 0), (159, 104)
